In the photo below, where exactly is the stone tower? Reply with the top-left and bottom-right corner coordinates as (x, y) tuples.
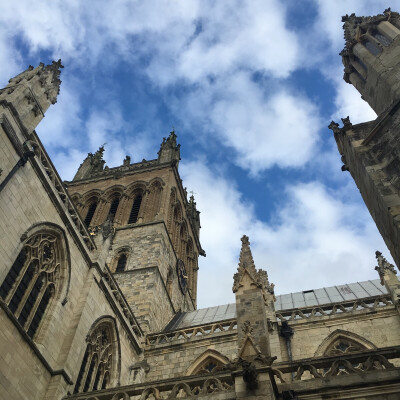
(66, 131), (205, 333)
(330, 9), (400, 268)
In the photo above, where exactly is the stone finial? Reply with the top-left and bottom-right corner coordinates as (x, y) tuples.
(375, 251), (397, 285)
(233, 235), (275, 296)
(158, 130), (181, 165)
(239, 235), (256, 271)
(328, 121), (342, 135)
(187, 194), (201, 235)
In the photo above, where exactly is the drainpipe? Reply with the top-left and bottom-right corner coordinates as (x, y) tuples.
(280, 320), (294, 380)
(0, 141), (34, 193)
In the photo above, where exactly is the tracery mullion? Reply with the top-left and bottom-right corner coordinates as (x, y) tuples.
(8, 259), (38, 315)
(26, 283), (54, 338)
(83, 352), (98, 392)
(17, 273), (45, 327)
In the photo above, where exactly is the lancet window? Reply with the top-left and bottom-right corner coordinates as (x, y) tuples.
(73, 322), (116, 393)
(128, 193), (143, 224)
(84, 201), (98, 227)
(115, 253), (127, 273)
(0, 232), (63, 339)
(108, 197), (120, 220)
(363, 39), (381, 56)
(373, 31), (392, 46)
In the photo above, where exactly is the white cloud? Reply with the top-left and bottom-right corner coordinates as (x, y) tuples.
(175, 72), (321, 174)
(181, 161), (389, 307)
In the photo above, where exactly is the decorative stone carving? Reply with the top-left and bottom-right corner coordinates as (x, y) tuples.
(375, 250), (397, 285)
(232, 235), (275, 299)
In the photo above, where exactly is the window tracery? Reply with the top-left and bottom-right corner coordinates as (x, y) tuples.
(0, 233), (62, 339)
(74, 322), (115, 393)
(325, 338), (365, 356)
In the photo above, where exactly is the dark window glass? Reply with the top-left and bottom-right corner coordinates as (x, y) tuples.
(373, 32), (392, 46)
(92, 364), (102, 391)
(9, 261), (36, 314)
(83, 354), (98, 392)
(18, 275), (44, 327)
(84, 202), (97, 226)
(0, 248), (27, 300)
(108, 198), (120, 218)
(74, 348), (90, 393)
(116, 254), (127, 273)
(101, 372), (109, 390)
(27, 284), (53, 338)
(128, 195), (142, 224)
(363, 40), (381, 56)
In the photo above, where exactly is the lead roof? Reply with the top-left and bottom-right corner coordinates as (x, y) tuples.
(164, 279), (387, 331)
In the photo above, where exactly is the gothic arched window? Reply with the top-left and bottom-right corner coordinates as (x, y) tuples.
(146, 181), (162, 221)
(84, 201), (98, 227)
(115, 253), (127, 273)
(128, 194), (142, 224)
(108, 197), (120, 220)
(186, 350), (229, 376)
(373, 31), (392, 46)
(73, 320), (119, 393)
(325, 338), (365, 356)
(0, 232), (64, 339)
(363, 39), (381, 56)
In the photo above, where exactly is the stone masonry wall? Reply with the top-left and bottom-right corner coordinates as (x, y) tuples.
(0, 119), (140, 399)
(144, 333), (237, 381)
(338, 113), (400, 268)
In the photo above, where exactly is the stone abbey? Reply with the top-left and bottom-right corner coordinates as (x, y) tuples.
(1, 9), (400, 400)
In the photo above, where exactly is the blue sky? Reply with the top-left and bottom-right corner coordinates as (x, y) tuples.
(0, 1), (394, 307)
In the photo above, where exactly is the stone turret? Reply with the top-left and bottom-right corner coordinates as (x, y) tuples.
(73, 145), (106, 181)
(341, 9), (400, 114)
(375, 251), (400, 313)
(187, 195), (201, 237)
(231, 235), (277, 397)
(0, 60), (63, 133)
(330, 10), (400, 269)
(158, 130), (181, 166)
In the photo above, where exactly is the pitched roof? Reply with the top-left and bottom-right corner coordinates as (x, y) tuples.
(164, 279), (387, 331)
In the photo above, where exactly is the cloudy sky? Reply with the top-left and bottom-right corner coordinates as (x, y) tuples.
(0, 1), (394, 307)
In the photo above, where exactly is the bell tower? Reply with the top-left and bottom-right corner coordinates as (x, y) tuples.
(66, 131), (205, 333)
(330, 9), (400, 269)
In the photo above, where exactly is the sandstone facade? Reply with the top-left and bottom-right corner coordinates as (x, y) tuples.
(1, 10), (400, 400)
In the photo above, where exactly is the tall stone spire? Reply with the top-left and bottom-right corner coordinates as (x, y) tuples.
(158, 130), (181, 166)
(0, 60), (63, 133)
(231, 235), (277, 396)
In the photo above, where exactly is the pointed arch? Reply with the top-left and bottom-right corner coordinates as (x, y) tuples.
(144, 179), (163, 222)
(314, 329), (377, 357)
(111, 247), (131, 273)
(186, 349), (230, 376)
(103, 185), (125, 201)
(167, 188), (177, 236)
(73, 316), (121, 393)
(1, 223), (71, 342)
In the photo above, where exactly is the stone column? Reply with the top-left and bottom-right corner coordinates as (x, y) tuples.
(375, 251), (400, 314)
(232, 235), (277, 399)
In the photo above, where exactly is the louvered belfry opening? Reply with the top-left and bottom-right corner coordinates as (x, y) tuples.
(84, 202), (97, 227)
(115, 254), (127, 273)
(108, 198), (120, 219)
(128, 194), (142, 224)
